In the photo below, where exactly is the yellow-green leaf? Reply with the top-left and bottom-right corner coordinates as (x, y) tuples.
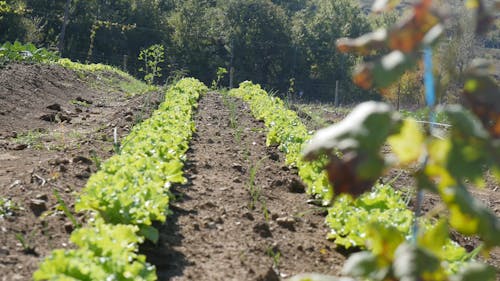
(387, 118), (424, 165)
(372, 0), (401, 13)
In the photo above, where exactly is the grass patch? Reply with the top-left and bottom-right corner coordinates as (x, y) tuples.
(118, 79), (155, 97)
(13, 130), (45, 149)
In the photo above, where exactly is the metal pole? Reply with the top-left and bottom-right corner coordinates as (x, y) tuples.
(229, 39), (234, 89)
(334, 80), (339, 107)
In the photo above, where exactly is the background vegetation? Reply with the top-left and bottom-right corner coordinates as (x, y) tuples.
(0, 0), (498, 103)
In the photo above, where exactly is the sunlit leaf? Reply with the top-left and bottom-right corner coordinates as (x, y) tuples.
(443, 185), (500, 248)
(304, 102), (400, 157)
(421, 24), (444, 46)
(393, 243), (447, 281)
(387, 0), (440, 52)
(417, 220), (450, 258)
(337, 24), (442, 59)
(337, 29), (388, 55)
(466, 0), (480, 8)
(342, 251), (389, 280)
(372, 0), (401, 13)
(353, 51), (417, 90)
(387, 118), (424, 165)
(324, 152), (384, 197)
(303, 102), (401, 197)
(443, 105), (500, 187)
(367, 222), (405, 263)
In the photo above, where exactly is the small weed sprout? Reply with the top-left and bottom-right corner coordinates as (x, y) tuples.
(89, 150), (102, 170)
(15, 232), (37, 255)
(53, 190), (81, 229)
(221, 93), (238, 129)
(234, 127), (243, 143)
(265, 245), (281, 271)
(247, 157), (268, 211)
(212, 67), (228, 89)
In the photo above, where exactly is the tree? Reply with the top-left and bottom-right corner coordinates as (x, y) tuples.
(0, 0), (35, 43)
(291, 0), (374, 101)
(222, 0), (293, 91)
(436, 5), (479, 104)
(166, 0), (222, 83)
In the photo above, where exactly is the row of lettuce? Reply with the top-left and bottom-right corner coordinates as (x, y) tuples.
(34, 78), (208, 281)
(229, 81), (468, 274)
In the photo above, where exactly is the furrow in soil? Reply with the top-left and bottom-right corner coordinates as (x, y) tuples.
(148, 92), (345, 281)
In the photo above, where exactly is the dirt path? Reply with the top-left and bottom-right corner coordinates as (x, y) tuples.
(144, 92), (345, 280)
(0, 63), (161, 280)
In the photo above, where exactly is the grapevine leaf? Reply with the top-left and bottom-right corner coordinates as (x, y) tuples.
(420, 220), (467, 263)
(417, 220), (449, 258)
(337, 29), (388, 55)
(303, 102), (401, 197)
(324, 152), (384, 197)
(367, 222), (405, 263)
(445, 105), (490, 140)
(303, 102), (400, 157)
(338, 0), (442, 57)
(352, 51), (417, 90)
(462, 60), (500, 139)
(466, 0), (481, 8)
(444, 105), (500, 184)
(424, 108), (500, 248)
(387, 0), (439, 52)
(443, 184), (500, 248)
(372, 0), (401, 13)
(387, 118), (425, 165)
(393, 243), (446, 281)
(450, 262), (496, 281)
(342, 251), (388, 281)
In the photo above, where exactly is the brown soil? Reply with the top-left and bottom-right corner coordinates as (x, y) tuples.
(0, 63), (162, 281)
(0, 63), (497, 281)
(0, 64), (345, 280)
(143, 92), (345, 280)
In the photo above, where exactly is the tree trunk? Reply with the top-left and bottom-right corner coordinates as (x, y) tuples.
(58, 0), (71, 55)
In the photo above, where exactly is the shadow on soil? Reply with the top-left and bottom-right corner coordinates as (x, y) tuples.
(140, 159), (197, 280)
